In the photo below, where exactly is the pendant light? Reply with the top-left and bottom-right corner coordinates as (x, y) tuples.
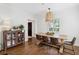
(46, 8), (53, 22)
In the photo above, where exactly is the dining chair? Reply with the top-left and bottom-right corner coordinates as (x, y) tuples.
(50, 37), (59, 45)
(36, 34), (43, 46)
(63, 37), (76, 55)
(36, 34), (42, 40)
(50, 37), (61, 53)
(42, 36), (48, 43)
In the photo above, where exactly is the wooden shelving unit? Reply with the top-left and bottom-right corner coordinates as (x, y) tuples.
(3, 30), (25, 49)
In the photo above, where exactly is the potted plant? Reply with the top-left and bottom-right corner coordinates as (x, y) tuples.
(19, 25), (24, 31)
(12, 26), (17, 31)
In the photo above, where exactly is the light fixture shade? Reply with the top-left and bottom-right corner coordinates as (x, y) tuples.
(46, 8), (53, 21)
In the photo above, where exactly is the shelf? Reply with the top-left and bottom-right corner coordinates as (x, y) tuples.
(3, 30), (25, 49)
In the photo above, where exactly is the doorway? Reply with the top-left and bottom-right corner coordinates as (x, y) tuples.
(28, 22), (32, 38)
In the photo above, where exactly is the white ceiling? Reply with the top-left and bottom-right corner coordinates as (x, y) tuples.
(0, 3), (78, 17)
(10, 3), (78, 14)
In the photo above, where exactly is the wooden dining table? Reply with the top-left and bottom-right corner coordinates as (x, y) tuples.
(36, 33), (65, 54)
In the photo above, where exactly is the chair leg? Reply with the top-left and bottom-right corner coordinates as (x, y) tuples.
(57, 48), (62, 55)
(72, 46), (75, 55)
(63, 46), (65, 53)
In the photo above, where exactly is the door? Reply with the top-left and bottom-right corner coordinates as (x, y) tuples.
(28, 22), (32, 37)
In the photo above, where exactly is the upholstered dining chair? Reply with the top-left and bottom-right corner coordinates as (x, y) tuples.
(36, 34), (42, 40)
(36, 34), (43, 46)
(50, 37), (59, 45)
(50, 37), (61, 53)
(63, 37), (76, 55)
(42, 36), (48, 43)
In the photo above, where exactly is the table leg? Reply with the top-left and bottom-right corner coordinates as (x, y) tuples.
(59, 44), (64, 54)
(59, 39), (64, 54)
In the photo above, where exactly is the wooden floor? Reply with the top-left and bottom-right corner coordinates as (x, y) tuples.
(0, 38), (79, 55)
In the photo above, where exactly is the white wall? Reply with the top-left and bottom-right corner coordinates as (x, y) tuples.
(75, 5), (79, 46)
